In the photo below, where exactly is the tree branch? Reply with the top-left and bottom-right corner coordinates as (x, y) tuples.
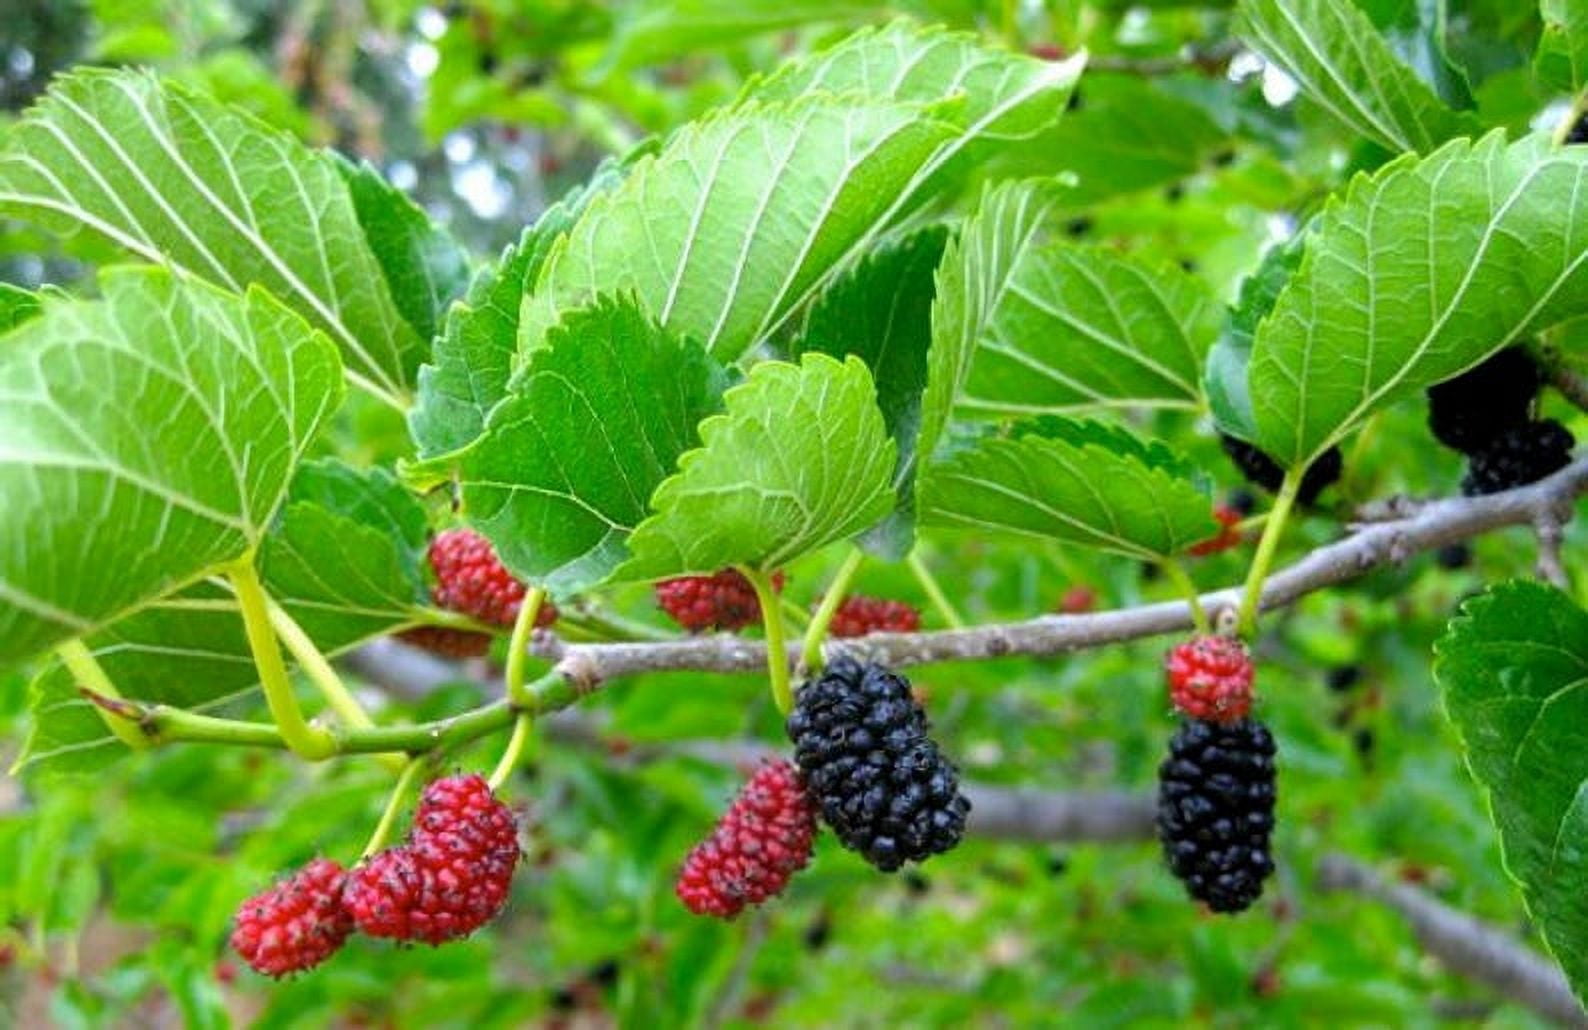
(1318, 854), (1587, 1028)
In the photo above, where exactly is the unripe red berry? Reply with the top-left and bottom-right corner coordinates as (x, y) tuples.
(428, 529), (558, 628)
(1188, 504), (1243, 557)
(826, 596), (920, 637)
(230, 858), (353, 977)
(655, 569), (784, 632)
(395, 625), (492, 658)
(676, 760), (818, 918)
(1058, 585), (1096, 614)
(1165, 636), (1255, 723)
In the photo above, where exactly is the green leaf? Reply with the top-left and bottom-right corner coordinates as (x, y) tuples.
(799, 225), (948, 554)
(955, 241), (1219, 418)
(16, 460), (430, 776)
(459, 297), (729, 596)
(1537, 0), (1588, 93)
(1244, 133), (1588, 466)
(617, 353), (895, 578)
(1434, 580), (1588, 1007)
(408, 155), (641, 463)
(0, 268), (343, 669)
(0, 283), (41, 332)
(922, 179), (1065, 481)
(1235, 0), (1479, 153)
(985, 75), (1226, 206)
(603, 0), (878, 72)
(0, 68), (421, 407)
(745, 19), (1082, 143)
(333, 154), (471, 345)
(521, 95), (958, 364)
(1204, 233), (1306, 443)
(918, 418), (1215, 559)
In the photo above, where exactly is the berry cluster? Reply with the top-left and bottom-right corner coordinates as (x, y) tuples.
(655, 569), (783, 632)
(230, 775), (519, 976)
(787, 657), (970, 872)
(1425, 349), (1575, 495)
(229, 858), (353, 977)
(1165, 636), (1254, 723)
(345, 774), (521, 945)
(1219, 433), (1342, 506)
(827, 596), (920, 637)
(1157, 718), (1277, 914)
(675, 760), (818, 918)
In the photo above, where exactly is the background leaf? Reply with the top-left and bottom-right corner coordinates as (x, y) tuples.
(1204, 233), (1306, 444)
(1243, 133), (1588, 466)
(0, 69), (420, 405)
(1235, 0), (1478, 153)
(617, 353), (895, 578)
(1536, 0), (1588, 93)
(460, 297), (729, 596)
(0, 283), (41, 332)
(1434, 581), (1588, 1008)
(0, 268), (342, 669)
(918, 418), (1215, 559)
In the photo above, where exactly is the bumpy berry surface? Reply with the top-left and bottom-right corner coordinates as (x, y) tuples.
(428, 529), (557, 628)
(1218, 433), (1342, 505)
(1461, 419), (1575, 496)
(230, 858), (353, 977)
(1188, 504), (1243, 557)
(1157, 718), (1277, 914)
(655, 569), (783, 632)
(1165, 636), (1254, 722)
(344, 774), (520, 945)
(1425, 347), (1539, 454)
(827, 596), (921, 638)
(395, 625), (492, 659)
(675, 759), (818, 918)
(786, 657), (970, 872)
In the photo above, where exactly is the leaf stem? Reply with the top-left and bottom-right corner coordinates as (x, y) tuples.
(1236, 469), (1303, 637)
(361, 755), (429, 859)
(227, 559), (335, 759)
(1159, 560), (1210, 634)
(801, 548), (866, 672)
(1553, 88), (1588, 146)
(741, 566), (793, 716)
(488, 712), (534, 791)
(55, 640), (148, 750)
(505, 587), (546, 707)
(907, 551), (964, 629)
(779, 596), (813, 630)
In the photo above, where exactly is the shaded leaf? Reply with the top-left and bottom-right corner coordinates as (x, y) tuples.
(1537, 0), (1588, 93)
(1204, 233), (1306, 443)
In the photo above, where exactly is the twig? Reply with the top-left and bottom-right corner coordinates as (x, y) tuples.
(1317, 854), (1587, 1028)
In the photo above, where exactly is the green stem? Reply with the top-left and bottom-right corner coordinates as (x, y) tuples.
(362, 756), (429, 858)
(1236, 469), (1304, 637)
(779, 596), (812, 631)
(488, 712), (534, 791)
(56, 640), (148, 750)
(740, 566), (793, 716)
(801, 548), (865, 672)
(227, 559), (335, 759)
(557, 605), (674, 642)
(1159, 560), (1210, 634)
(505, 587), (546, 707)
(907, 552), (964, 629)
(1555, 89), (1588, 146)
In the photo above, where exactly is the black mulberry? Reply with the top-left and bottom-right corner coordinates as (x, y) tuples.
(1157, 718), (1277, 914)
(1426, 347), (1540, 454)
(786, 657), (970, 872)
(1218, 433), (1342, 506)
(1460, 419), (1575, 496)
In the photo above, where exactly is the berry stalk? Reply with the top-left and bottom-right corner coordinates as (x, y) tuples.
(504, 586), (548, 706)
(742, 566), (793, 715)
(488, 712), (534, 791)
(1158, 559), (1210, 634)
(1236, 468), (1302, 636)
(906, 551), (964, 629)
(800, 548), (865, 672)
(363, 755), (431, 859)
(228, 559), (335, 760)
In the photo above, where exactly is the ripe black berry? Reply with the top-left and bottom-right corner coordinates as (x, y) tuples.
(1157, 718), (1277, 914)
(1324, 665), (1360, 693)
(1226, 489), (1257, 517)
(1460, 419), (1575, 496)
(786, 657), (970, 872)
(1218, 433), (1342, 506)
(1434, 542), (1472, 570)
(1425, 347), (1540, 454)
